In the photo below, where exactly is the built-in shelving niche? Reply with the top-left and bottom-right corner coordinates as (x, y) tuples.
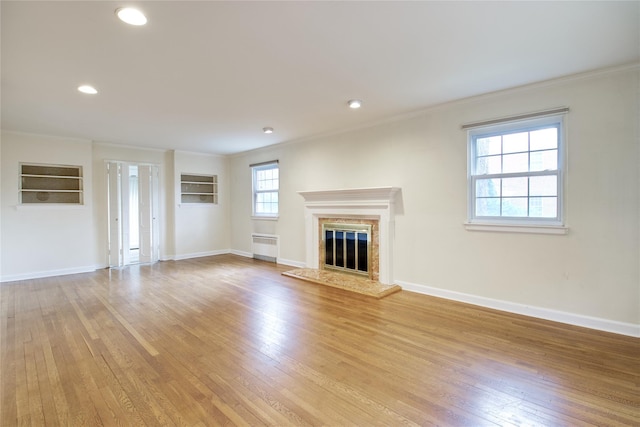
(180, 173), (218, 204)
(20, 163), (83, 204)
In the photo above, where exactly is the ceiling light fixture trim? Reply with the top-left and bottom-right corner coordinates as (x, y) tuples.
(263, 127), (274, 134)
(348, 99), (362, 109)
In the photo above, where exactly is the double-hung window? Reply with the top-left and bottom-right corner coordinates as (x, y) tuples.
(466, 110), (567, 232)
(252, 161), (279, 217)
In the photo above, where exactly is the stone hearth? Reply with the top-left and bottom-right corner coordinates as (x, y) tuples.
(282, 268), (401, 299)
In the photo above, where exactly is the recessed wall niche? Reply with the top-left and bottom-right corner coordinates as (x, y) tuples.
(20, 163), (83, 204)
(180, 173), (218, 204)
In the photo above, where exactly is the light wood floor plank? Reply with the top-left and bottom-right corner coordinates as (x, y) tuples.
(1, 254), (639, 426)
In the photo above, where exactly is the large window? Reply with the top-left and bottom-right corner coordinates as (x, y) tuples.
(467, 112), (565, 229)
(252, 161), (279, 217)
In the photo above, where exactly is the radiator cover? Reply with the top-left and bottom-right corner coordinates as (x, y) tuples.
(251, 233), (278, 263)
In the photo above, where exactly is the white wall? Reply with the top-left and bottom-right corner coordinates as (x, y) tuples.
(229, 66), (640, 333)
(173, 150), (230, 259)
(0, 131), (96, 280)
(228, 146), (304, 261)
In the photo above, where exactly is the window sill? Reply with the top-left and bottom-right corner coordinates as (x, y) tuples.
(464, 222), (568, 235)
(252, 215), (279, 221)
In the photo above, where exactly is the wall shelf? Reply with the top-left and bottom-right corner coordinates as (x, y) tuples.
(180, 173), (218, 204)
(20, 163), (83, 204)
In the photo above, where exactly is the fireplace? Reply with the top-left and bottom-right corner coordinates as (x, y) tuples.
(322, 222), (372, 277)
(298, 187), (400, 285)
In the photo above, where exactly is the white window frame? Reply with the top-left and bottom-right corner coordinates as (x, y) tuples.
(465, 111), (568, 235)
(251, 161), (279, 218)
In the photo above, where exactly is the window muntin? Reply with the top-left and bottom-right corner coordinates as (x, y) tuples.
(468, 116), (563, 225)
(252, 162), (279, 217)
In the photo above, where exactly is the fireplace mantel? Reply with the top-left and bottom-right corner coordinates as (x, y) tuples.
(298, 187), (401, 285)
(298, 187), (400, 205)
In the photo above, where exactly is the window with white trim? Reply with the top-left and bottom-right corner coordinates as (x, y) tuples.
(251, 161), (279, 217)
(467, 113), (565, 227)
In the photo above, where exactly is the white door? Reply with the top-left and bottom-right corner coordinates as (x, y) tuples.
(107, 161), (123, 267)
(121, 165), (132, 265)
(138, 164), (156, 264)
(151, 166), (160, 262)
(107, 161), (159, 267)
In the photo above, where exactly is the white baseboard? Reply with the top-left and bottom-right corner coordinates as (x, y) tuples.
(277, 258), (305, 268)
(173, 249), (231, 261)
(230, 250), (304, 268)
(397, 280), (640, 338)
(230, 249), (253, 258)
(1, 265), (98, 283)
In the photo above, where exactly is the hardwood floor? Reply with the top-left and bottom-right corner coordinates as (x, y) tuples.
(1, 254), (638, 426)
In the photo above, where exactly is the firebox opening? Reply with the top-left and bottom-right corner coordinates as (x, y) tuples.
(322, 223), (371, 277)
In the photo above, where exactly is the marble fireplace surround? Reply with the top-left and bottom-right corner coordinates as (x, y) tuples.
(298, 187), (401, 285)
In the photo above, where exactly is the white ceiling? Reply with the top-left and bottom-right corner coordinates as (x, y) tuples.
(2, 1), (639, 155)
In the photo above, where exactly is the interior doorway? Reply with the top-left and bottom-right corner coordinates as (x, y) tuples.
(107, 161), (160, 267)
(128, 165), (140, 263)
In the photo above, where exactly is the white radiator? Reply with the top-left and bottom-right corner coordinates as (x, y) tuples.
(251, 233), (279, 263)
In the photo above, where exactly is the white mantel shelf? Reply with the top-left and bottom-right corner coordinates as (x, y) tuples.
(298, 187), (401, 204)
(298, 186), (401, 285)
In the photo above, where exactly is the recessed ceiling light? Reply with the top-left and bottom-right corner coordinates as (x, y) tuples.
(263, 127), (274, 134)
(116, 7), (147, 26)
(78, 85), (98, 95)
(348, 99), (362, 109)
